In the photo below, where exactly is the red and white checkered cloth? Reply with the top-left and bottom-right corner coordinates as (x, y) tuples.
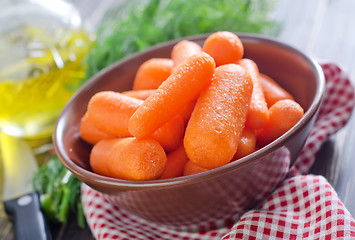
(81, 62), (355, 239)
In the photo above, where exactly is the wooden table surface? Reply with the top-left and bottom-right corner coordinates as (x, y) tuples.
(1, 0), (355, 239)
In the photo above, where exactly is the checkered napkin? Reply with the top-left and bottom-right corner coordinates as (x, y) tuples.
(81, 62), (355, 239)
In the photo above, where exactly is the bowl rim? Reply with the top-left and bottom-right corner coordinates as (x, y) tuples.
(54, 33), (325, 190)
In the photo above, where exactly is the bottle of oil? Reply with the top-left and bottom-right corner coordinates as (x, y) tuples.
(0, 0), (94, 138)
(0, 1), (94, 236)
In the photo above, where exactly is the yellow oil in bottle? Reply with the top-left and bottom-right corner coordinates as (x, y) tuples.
(0, 1), (94, 230)
(0, 26), (93, 138)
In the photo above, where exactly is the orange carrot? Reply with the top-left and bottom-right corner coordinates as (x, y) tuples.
(122, 89), (156, 100)
(150, 115), (185, 152)
(184, 64), (253, 169)
(133, 58), (173, 90)
(256, 99), (304, 147)
(179, 99), (197, 126)
(160, 143), (189, 179)
(87, 91), (143, 137)
(90, 137), (167, 180)
(88, 91), (185, 151)
(80, 112), (116, 145)
(129, 52), (215, 139)
(183, 160), (209, 176)
(259, 73), (294, 107)
(90, 138), (118, 177)
(202, 31), (244, 66)
(171, 40), (202, 72)
(232, 128), (256, 160)
(239, 58), (269, 129)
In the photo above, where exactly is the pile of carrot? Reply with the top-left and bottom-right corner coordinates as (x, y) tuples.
(80, 31), (304, 181)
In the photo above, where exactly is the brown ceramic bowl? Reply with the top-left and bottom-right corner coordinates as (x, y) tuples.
(54, 33), (325, 231)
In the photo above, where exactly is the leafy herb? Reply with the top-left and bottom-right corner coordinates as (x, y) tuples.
(86, 0), (279, 79)
(33, 154), (86, 228)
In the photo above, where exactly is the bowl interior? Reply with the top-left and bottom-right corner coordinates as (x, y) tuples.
(54, 33), (324, 189)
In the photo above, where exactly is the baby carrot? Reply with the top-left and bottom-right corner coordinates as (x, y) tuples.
(202, 31), (244, 66)
(87, 91), (143, 137)
(121, 89), (156, 100)
(259, 73), (294, 107)
(129, 52), (215, 139)
(232, 128), (256, 160)
(179, 99), (197, 126)
(90, 138), (118, 177)
(183, 160), (208, 176)
(160, 143), (189, 179)
(88, 91), (185, 151)
(132, 58), (173, 90)
(171, 40), (202, 72)
(256, 99), (304, 147)
(80, 112), (115, 145)
(91, 137), (167, 180)
(184, 64), (253, 169)
(150, 115), (185, 152)
(239, 58), (269, 129)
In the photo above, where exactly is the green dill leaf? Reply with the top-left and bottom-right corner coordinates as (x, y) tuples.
(32, 154), (86, 227)
(85, 0), (280, 80)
